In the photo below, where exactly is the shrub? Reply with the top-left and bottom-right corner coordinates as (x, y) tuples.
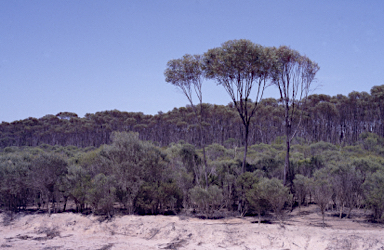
(363, 170), (384, 221)
(190, 185), (223, 216)
(259, 178), (291, 222)
(311, 168), (333, 225)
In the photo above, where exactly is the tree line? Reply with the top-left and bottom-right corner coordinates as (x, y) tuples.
(1, 85), (383, 150)
(1, 131), (384, 222)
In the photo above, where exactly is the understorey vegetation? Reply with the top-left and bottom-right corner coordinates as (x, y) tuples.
(1, 131), (384, 222)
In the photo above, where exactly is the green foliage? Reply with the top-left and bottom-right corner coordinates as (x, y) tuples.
(246, 179), (269, 223)
(31, 153), (68, 193)
(66, 165), (91, 212)
(291, 144), (311, 158)
(189, 186), (209, 213)
(179, 143), (201, 172)
(158, 181), (183, 213)
(293, 174), (311, 208)
(135, 181), (183, 215)
(178, 143), (202, 185)
(272, 136), (286, 146)
(206, 143), (227, 161)
(363, 170), (384, 221)
(31, 152), (68, 213)
(86, 173), (116, 216)
(165, 142), (195, 209)
(165, 54), (204, 92)
(360, 132), (384, 153)
(100, 131), (168, 214)
(311, 168), (333, 224)
(295, 157), (321, 177)
(189, 185), (223, 215)
(3, 146), (19, 153)
(211, 159), (241, 210)
(223, 138), (238, 149)
(135, 182), (159, 215)
(351, 156), (383, 179)
(342, 145), (365, 157)
(0, 152), (32, 211)
(258, 178), (291, 221)
(246, 177), (291, 222)
(249, 153), (283, 179)
(309, 141), (338, 156)
(330, 163), (363, 218)
(235, 172), (259, 216)
(206, 185), (223, 210)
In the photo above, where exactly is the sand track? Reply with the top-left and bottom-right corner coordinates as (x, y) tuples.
(1, 206), (384, 250)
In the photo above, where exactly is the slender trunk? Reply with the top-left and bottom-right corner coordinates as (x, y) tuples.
(284, 139), (290, 186)
(63, 196), (68, 212)
(202, 146), (208, 189)
(194, 160), (200, 186)
(38, 192), (43, 210)
(47, 193), (51, 215)
(284, 106), (291, 186)
(298, 199), (301, 212)
(200, 114), (208, 189)
(197, 103), (208, 189)
(242, 125), (249, 173)
(52, 193), (56, 214)
(339, 202), (344, 218)
(322, 211), (325, 226)
(347, 206), (353, 218)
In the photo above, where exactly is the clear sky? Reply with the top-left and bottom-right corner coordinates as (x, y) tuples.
(1, 0), (383, 123)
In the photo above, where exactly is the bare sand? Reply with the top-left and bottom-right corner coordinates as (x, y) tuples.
(1, 205), (384, 250)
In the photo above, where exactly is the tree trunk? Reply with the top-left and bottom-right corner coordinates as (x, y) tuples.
(193, 159), (200, 186)
(242, 125), (249, 173)
(322, 210), (325, 226)
(339, 202), (344, 218)
(347, 206), (353, 219)
(47, 193), (52, 215)
(202, 146), (208, 189)
(197, 104), (208, 189)
(284, 107), (291, 186)
(284, 142), (290, 186)
(63, 196), (68, 212)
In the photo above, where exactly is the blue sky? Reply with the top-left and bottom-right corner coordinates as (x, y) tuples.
(1, 1), (383, 122)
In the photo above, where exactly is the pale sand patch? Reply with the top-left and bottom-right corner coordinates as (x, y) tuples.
(1, 205), (384, 250)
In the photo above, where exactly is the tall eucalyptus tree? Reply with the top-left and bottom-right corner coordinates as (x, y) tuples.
(204, 39), (272, 173)
(271, 46), (319, 185)
(165, 54), (209, 188)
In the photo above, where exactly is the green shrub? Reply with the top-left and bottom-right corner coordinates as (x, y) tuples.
(190, 185), (223, 215)
(363, 170), (384, 221)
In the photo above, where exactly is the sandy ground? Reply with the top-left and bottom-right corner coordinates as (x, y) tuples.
(1, 205), (384, 250)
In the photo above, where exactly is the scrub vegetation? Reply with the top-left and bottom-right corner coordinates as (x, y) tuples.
(1, 40), (384, 224)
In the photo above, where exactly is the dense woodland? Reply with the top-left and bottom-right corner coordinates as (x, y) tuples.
(1, 85), (384, 149)
(1, 39), (384, 223)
